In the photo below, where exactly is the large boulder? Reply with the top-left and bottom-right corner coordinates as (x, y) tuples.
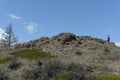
(52, 33), (76, 45)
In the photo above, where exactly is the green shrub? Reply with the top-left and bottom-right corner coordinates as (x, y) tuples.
(84, 74), (120, 80)
(93, 74), (120, 80)
(84, 74), (100, 80)
(0, 57), (12, 64)
(50, 73), (70, 80)
(12, 48), (53, 60)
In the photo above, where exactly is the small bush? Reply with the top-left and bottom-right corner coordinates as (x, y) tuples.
(103, 46), (110, 53)
(75, 51), (82, 55)
(50, 73), (70, 80)
(8, 59), (22, 70)
(0, 70), (8, 80)
(66, 62), (85, 80)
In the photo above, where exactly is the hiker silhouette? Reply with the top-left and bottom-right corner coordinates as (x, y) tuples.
(107, 35), (110, 42)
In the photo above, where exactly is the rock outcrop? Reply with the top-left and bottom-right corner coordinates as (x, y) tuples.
(14, 32), (116, 56)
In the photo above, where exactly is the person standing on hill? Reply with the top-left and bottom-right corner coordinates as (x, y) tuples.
(107, 35), (110, 42)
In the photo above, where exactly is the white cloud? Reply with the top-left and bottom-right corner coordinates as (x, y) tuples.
(24, 22), (38, 34)
(8, 13), (22, 20)
(115, 42), (120, 47)
(0, 28), (5, 40)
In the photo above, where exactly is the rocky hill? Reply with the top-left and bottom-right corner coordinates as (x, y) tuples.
(14, 33), (120, 72)
(0, 32), (120, 80)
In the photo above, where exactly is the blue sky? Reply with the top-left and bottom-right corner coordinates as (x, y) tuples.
(0, 0), (120, 45)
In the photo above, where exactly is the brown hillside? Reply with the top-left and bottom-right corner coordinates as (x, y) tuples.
(14, 33), (120, 74)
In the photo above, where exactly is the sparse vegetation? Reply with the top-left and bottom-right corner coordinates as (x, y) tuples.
(24, 60), (87, 80)
(25, 60), (120, 80)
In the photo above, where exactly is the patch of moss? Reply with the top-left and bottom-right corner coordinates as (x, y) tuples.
(89, 74), (120, 80)
(97, 74), (120, 80)
(14, 48), (53, 60)
(0, 57), (12, 64)
(50, 73), (70, 80)
(49, 72), (120, 80)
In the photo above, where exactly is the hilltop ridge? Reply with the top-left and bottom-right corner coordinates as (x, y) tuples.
(15, 32), (116, 55)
